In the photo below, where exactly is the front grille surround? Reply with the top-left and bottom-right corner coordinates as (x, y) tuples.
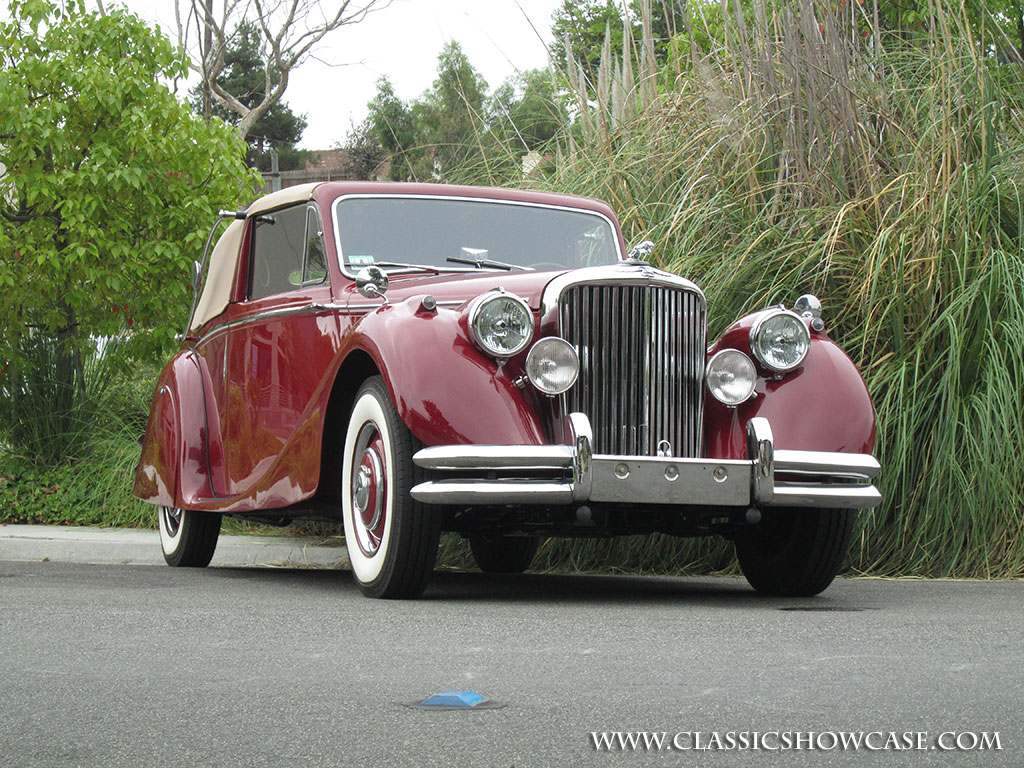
(548, 269), (707, 459)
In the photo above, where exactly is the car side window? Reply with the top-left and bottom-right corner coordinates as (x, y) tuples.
(303, 206), (327, 285)
(248, 204), (307, 300)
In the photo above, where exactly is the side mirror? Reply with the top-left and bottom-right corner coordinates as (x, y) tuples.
(627, 240), (654, 263)
(355, 266), (390, 304)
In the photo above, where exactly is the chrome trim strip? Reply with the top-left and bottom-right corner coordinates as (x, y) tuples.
(330, 193), (625, 280)
(774, 449), (881, 479)
(410, 481), (574, 505)
(414, 445), (574, 471)
(194, 302), (347, 347)
(771, 484), (882, 509)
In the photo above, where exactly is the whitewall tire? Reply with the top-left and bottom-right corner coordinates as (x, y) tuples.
(341, 376), (440, 598)
(158, 506), (221, 567)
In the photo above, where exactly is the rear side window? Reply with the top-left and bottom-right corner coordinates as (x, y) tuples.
(248, 203), (327, 300)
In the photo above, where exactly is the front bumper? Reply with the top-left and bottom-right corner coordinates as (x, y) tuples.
(411, 415), (881, 510)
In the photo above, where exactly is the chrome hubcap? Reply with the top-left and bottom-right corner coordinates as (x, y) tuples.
(162, 507), (182, 537)
(350, 424), (387, 556)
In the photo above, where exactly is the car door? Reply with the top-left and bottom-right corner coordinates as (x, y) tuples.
(216, 202), (339, 498)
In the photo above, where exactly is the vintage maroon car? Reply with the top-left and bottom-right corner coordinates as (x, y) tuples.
(134, 181), (880, 598)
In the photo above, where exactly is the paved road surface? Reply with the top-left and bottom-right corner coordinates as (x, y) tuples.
(1, 561), (1020, 767)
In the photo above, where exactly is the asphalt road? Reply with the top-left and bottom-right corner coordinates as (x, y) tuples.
(1, 561), (1020, 768)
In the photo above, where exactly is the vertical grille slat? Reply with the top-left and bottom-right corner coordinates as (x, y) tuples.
(559, 281), (706, 458)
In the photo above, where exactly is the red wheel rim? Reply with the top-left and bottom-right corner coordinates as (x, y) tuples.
(351, 423), (387, 557)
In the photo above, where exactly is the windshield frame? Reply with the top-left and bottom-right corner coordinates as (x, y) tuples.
(330, 193), (624, 280)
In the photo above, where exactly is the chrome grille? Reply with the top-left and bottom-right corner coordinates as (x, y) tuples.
(558, 283), (706, 457)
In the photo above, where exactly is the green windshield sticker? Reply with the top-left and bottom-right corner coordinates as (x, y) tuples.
(348, 254), (375, 266)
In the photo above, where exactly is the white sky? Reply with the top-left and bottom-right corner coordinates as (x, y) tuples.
(117, 0), (565, 150)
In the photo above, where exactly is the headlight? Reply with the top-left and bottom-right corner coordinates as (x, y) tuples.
(525, 337), (579, 395)
(749, 310), (810, 372)
(468, 292), (534, 358)
(706, 349), (756, 405)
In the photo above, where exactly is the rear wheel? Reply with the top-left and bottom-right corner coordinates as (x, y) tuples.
(469, 534), (539, 574)
(735, 508), (855, 596)
(158, 506), (221, 567)
(341, 376), (441, 598)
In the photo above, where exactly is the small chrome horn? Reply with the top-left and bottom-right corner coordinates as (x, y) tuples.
(355, 266), (390, 304)
(794, 294), (825, 331)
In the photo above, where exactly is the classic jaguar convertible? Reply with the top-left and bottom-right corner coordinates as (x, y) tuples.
(133, 182), (880, 598)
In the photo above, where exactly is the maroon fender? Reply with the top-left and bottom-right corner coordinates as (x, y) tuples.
(133, 350), (216, 507)
(705, 313), (876, 460)
(343, 295), (547, 448)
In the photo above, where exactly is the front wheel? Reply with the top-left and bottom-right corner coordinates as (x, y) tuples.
(734, 508), (856, 596)
(341, 376), (441, 598)
(158, 506), (221, 567)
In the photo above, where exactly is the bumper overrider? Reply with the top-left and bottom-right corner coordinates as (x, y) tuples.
(410, 415), (881, 510)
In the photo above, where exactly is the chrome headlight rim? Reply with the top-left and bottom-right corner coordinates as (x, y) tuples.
(705, 348), (757, 406)
(467, 291), (534, 359)
(525, 337), (580, 396)
(749, 309), (811, 373)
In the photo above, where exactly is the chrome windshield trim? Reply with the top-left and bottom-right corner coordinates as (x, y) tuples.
(330, 193), (624, 280)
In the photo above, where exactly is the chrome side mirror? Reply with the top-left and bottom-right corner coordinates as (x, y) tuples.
(626, 240), (654, 263)
(355, 266), (390, 304)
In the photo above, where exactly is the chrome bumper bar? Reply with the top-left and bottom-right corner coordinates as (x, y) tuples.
(410, 415), (881, 510)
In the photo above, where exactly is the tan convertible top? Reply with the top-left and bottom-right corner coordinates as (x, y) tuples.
(190, 183), (319, 331)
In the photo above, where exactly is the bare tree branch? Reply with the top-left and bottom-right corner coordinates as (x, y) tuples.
(176, 0), (392, 140)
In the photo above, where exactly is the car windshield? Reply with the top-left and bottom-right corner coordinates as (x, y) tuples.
(333, 196), (620, 274)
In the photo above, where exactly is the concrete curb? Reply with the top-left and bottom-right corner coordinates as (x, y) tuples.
(0, 524), (349, 569)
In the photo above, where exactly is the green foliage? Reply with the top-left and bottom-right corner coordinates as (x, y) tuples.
(516, 0), (1024, 578)
(367, 75), (422, 181)
(489, 68), (567, 151)
(190, 20), (310, 170)
(419, 41), (489, 177)
(0, 0), (255, 458)
(550, 0), (628, 87)
(335, 119), (387, 180)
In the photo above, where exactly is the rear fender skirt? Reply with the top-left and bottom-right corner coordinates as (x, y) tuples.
(133, 350), (216, 507)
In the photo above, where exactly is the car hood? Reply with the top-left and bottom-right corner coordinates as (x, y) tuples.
(371, 268), (572, 310)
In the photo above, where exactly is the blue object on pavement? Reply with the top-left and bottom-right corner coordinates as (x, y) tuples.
(418, 690), (487, 708)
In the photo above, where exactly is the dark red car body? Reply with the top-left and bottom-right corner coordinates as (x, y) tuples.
(134, 181), (879, 598)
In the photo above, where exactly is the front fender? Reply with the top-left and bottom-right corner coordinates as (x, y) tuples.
(705, 321), (876, 460)
(344, 297), (546, 447)
(132, 350), (215, 507)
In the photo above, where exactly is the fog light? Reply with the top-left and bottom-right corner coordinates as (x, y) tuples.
(525, 337), (579, 395)
(706, 349), (756, 406)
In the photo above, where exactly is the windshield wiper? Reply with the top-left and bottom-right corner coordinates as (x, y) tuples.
(343, 261), (444, 275)
(446, 255), (529, 271)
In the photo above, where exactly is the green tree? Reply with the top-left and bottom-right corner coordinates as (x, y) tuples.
(550, 0), (627, 87)
(0, 0), (255, 459)
(489, 68), (567, 150)
(367, 75), (422, 181)
(419, 41), (489, 177)
(190, 21), (310, 172)
(336, 119), (388, 180)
